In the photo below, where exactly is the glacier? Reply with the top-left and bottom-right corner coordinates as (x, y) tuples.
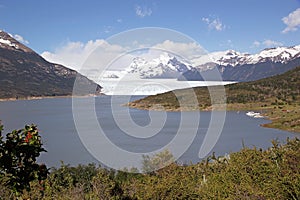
(97, 77), (235, 95)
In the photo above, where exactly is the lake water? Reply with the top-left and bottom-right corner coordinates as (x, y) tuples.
(0, 96), (296, 170)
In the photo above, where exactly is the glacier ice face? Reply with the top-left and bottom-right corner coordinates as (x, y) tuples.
(98, 78), (234, 95)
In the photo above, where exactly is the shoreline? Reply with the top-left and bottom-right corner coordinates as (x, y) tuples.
(0, 94), (105, 102)
(128, 102), (300, 134)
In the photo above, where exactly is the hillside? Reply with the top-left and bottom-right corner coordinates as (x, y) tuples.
(0, 31), (102, 99)
(129, 66), (300, 132)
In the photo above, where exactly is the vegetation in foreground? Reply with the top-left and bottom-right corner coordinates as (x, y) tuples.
(128, 66), (300, 133)
(0, 123), (299, 199)
(0, 123), (48, 198)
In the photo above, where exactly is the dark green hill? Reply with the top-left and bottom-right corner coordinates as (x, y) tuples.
(226, 65), (300, 104)
(0, 31), (101, 99)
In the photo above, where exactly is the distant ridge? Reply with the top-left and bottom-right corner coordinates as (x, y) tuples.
(0, 31), (102, 99)
(181, 45), (300, 81)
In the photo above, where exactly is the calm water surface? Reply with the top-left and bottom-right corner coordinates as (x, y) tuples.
(0, 96), (296, 168)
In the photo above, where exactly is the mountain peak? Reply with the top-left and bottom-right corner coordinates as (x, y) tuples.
(121, 53), (192, 79)
(225, 49), (240, 55)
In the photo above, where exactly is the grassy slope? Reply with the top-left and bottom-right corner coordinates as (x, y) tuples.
(128, 66), (300, 133)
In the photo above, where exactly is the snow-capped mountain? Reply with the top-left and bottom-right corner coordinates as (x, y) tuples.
(123, 52), (193, 79)
(100, 45), (300, 82)
(192, 50), (245, 69)
(246, 46), (300, 64)
(180, 45), (300, 82)
(194, 45), (300, 69)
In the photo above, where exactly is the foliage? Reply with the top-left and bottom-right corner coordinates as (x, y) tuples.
(47, 162), (97, 193)
(142, 149), (175, 173)
(0, 123), (48, 196)
(129, 138), (300, 199)
(1, 137), (299, 199)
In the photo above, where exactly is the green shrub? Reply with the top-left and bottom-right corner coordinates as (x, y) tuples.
(0, 122), (48, 197)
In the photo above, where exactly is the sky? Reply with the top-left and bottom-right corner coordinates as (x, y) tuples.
(1, 0), (300, 70)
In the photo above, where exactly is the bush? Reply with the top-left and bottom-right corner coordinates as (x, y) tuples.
(0, 122), (48, 197)
(142, 149), (174, 173)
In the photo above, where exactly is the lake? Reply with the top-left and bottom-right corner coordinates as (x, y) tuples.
(0, 96), (296, 170)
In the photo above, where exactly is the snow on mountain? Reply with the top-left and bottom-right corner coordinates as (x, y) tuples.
(0, 36), (19, 49)
(192, 50), (241, 63)
(0, 31), (17, 48)
(0, 31), (33, 53)
(246, 46), (300, 64)
(98, 45), (300, 81)
(192, 45), (300, 69)
(124, 52), (193, 79)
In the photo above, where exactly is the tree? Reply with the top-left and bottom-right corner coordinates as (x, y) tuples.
(0, 122), (48, 196)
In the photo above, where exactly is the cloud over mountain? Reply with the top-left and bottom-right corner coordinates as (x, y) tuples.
(282, 8), (300, 33)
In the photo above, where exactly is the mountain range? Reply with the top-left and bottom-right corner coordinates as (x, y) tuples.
(0, 30), (101, 99)
(191, 45), (300, 81)
(104, 45), (300, 82)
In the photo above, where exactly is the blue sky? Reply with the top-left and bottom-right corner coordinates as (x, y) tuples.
(1, 0), (300, 63)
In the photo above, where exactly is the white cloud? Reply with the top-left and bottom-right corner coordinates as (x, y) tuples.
(252, 41), (261, 48)
(13, 34), (29, 44)
(117, 18), (122, 23)
(251, 40), (283, 48)
(263, 40), (283, 47)
(153, 40), (205, 60)
(135, 5), (152, 18)
(41, 40), (126, 71)
(282, 8), (300, 33)
(7, 32), (29, 44)
(202, 17), (225, 31)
